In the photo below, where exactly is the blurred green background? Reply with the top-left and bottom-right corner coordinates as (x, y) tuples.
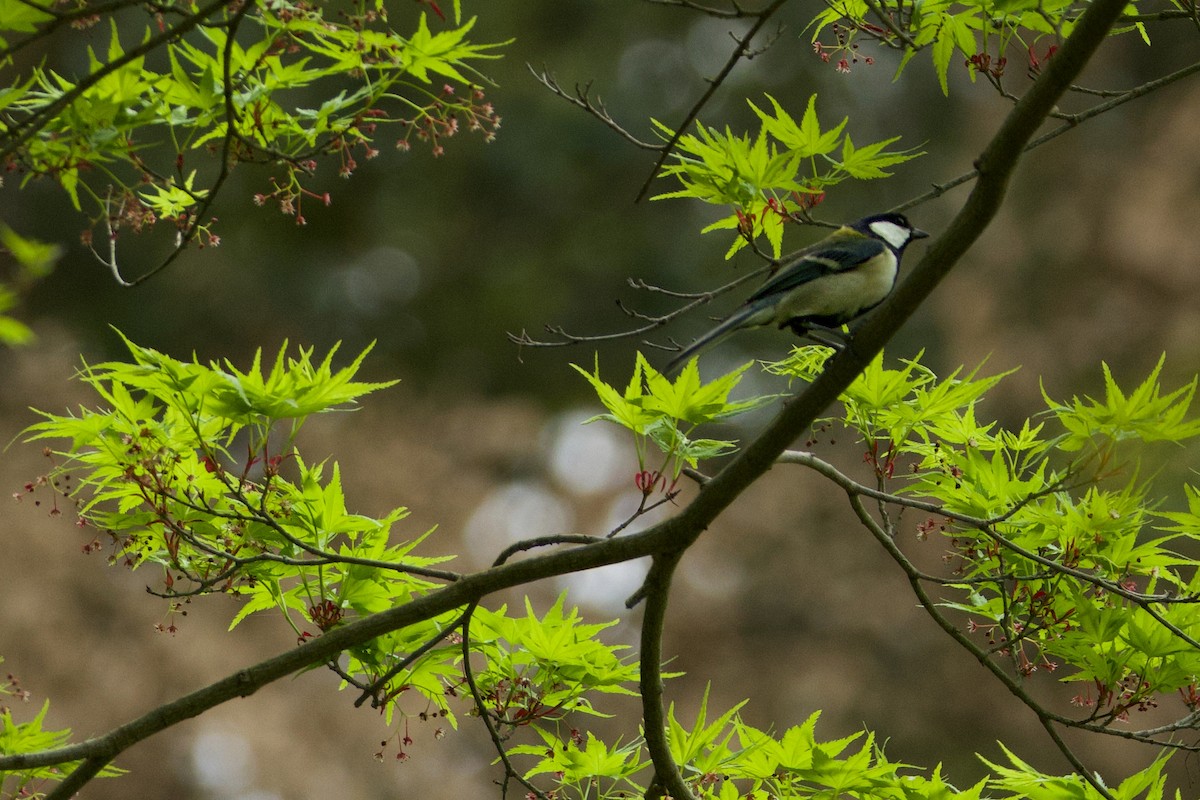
(3, 3), (1200, 798)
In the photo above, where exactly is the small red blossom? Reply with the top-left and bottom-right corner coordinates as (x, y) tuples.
(1028, 44), (1058, 73)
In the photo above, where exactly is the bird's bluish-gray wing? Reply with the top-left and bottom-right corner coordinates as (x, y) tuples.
(747, 238), (886, 303)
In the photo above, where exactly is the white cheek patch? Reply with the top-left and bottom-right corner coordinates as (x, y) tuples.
(869, 220), (911, 250)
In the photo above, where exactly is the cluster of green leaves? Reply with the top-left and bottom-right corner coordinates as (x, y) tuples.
(570, 345), (1198, 795)
(0, 0), (505, 247)
(1, 656), (115, 798)
(780, 348), (1200, 719)
(807, 0), (1154, 94)
(13, 334), (649, 781)
(653, 95), (922, 259)
(572, 352), (773, 488)
(12, 337), (1193, 798)
(21, 335), (455, 674)
(511, 692), (1176, 800)
(470, 595), (639, 729)
(0, 224), (60, 345)
(0, 702), (124, 798)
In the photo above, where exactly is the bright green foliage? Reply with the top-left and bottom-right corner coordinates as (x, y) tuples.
(653, 95), (922, 258)
(17, 334), (647, 778)
(470, 595), (640, 727)
(512, 727), (648, 788)
(1044, 356), (1200, 451)
(16, 338), (1196, 798)
(513, 692), (1177, 800)
(572, 352), (774, 485)
(0, 2), (506, 246)
(562, 346), (1200, 797)
(775, 347), (1200, 720)
(807, 0), (1149, 95)
(20, 335), (461, 693)
(0, 700), (124, 797)
(778, 346), (1019, 473)
(0, 224), (60, 345)
(982, 744), (1178, 799)
(584, 344), (1200, 748)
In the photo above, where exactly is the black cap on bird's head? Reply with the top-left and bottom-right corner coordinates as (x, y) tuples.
(849, 212), (929, 253)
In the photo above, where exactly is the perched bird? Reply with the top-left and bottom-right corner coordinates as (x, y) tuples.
(666, 212), (928, 373)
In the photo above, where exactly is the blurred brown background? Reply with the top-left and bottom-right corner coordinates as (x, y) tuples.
(3, 2), (1200, 797)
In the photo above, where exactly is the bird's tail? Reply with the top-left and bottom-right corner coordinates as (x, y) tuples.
(665, 303), (768, 375)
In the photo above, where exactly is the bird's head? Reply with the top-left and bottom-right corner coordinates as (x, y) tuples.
(850, 212), (929, 253)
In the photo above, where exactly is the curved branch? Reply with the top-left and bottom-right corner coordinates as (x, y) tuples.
(459, 603), (551, 800)
(782, 450), (1200, 753)
(778, 450), (1182, 606)
(638, 552), (693, 800)
(845, 495), (1113, 800)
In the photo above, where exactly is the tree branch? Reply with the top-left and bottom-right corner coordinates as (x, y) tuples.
(782, 450), (1200, 751)
(633, 0), (790, 203)
(638, 552), (693, 800)
(527, 66), (661, 151)
(898, 58), (1200, 212)
(507, 265), (766, 348)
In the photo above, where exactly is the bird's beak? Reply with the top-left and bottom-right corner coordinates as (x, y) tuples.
(912, 227), (930, 240)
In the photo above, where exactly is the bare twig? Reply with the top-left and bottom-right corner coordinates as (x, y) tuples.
(507, 264), (767, 348)
(528, 66), (661, 150)
(634, 0), (790, 203)
(898, 58), (1200, 212)
(644, 0), (755, 18)
(860, 0), (917, 49)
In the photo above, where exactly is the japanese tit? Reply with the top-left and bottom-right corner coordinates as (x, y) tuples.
(666, 212), (928, 373)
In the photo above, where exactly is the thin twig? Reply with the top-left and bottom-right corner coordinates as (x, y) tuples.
(898, 58), (1200, 213)
(860, 0), (917, 49)
(507, 264), (767, 348)
(634, 0), (790, 203)
(528, 66), (661, 150)
(115, 0), (257, 285)
(844, 494), (1118, 800)
(644, 0), (754, 18)
(460, 603), (551, 800)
